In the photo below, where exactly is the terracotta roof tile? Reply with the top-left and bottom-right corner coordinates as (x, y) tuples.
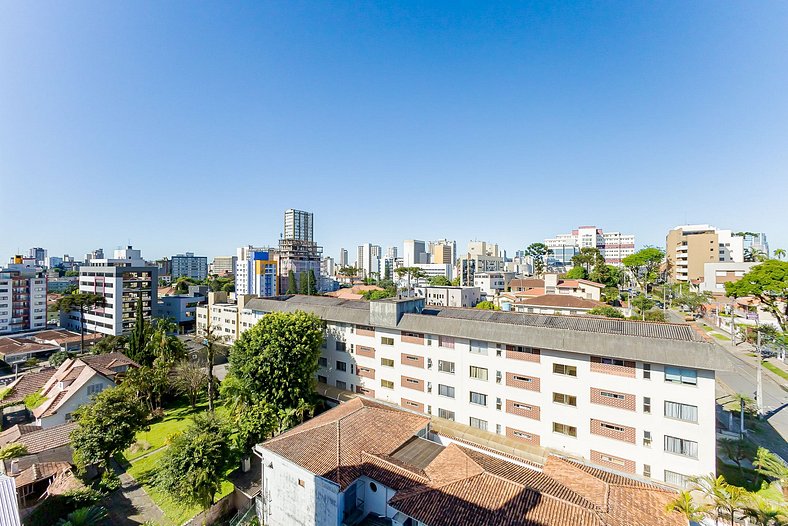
(2, 368), (56, 404)
(12, 461), (71, 488)
(518, 294), (603, 309)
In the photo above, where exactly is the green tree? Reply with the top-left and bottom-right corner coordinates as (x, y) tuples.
(725, 261), (788, 331)
(235, 400), (278, 452)
(571, 247), (604, 274)
(631, 295), (655, 315)
(754, 447), (788, 485)
(428, 275), (451, 286)
(0, 443), (28, 460)
(70, 386), (149, 475)
(49, 350), (71, 367)
(154, 413), (233, 510)
(524, 243), (552, 277)
(664, 490), (709, 523)
(394, 267), (426, 296)
(227, 311), (323, 413)
(174, 360), (207, 409)
(588, 306), (624, 319)
(475, 301), (498, 310)
(622, 247), (665, 291)
(675, 291), (713, 314)
(54, 292), (107, 352)
(451, 276), (461, 286)
(338, 266), (359, 280)
(199, 325), (228, 413)
(590, 264), (621, 287)
(147, 318), (185, 363)
(773, 248), (785, 261)
(64, 270), (79, 277)
(565, 266), (587, 279)
(55, 506), (108, 526)
(126, 298), (152, 365)
(720, 438), (757, 476)
(643, 309), (667, 322)
(91, 335), (126, 355)
(299, 269), (318, 295)
(286, 270), (298, 294)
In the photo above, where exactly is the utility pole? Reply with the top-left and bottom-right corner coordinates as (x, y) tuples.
(756, 329), (763, 418)
(730, 298), (736, 345)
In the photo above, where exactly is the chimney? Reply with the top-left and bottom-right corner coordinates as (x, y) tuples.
(10, 459), (19, 475)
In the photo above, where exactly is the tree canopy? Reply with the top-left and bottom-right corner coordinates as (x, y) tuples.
(565, 266), (587, 279)
(524, 243), (551, 277)
(571, 247), (604, 273)
(286, 270), (298, 294)
(725, 260), (788, 331)
(475, 301), (498, 310)
(622, 247), (665, 291)
(587, 306), (624, 319)
(428, 275), (452, 286)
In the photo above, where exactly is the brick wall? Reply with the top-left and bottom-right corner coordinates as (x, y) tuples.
(506, 427), (541, 446)
(589, 387), (635, 411)
(356, 327), (375, 338)
(505, 346), (541, 363)
(401, 353), (425, 369)
(356, 345), (375, 358)
(401, 332), (424, 345)
(589, 418), (636, 444)
(357, 366), (376, 380)
(401, 398), (424, 413)
(590, 450), (636, 474)
(356, 386), (375, 397)
(401, 375), (424, 392)
(590, 356), (636, 378)
(505, 372), (540, 392)
(506, 399), (541, 420)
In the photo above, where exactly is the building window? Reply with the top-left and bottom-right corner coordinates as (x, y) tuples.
(469, 340), (487, 355)
(643, 363), (651, 379)
(336, 380), (347, 390)
(600, 422), (625, 433)
(336, 361), (347, 372)
(600, 454), (625, 466)
(664, 367), (697, 385)
(513, 430), (532, 440)
(381, 336), (394, 346)
(336, 341), (346, 352)
(512, 374), (532, 383)
(469, 417), (488, 431)
(318, 375), (328, 384)
(643, 397), (651, 414)
(553, 422), (577, 437)
(438, 384), (455, 398)
(438, 360), (455, 374)
(87, 384), (104, 396)
(644, 465), (651, 478)
(600, 391), (625, 400)
(438, 408), (455, 421)
(601, 357), (626, 367)
(381, 358), (394, 367)
(664, 436), (698, 458)
(664, 470), (691, 487)
(469, 391), (487, 406)
(318, 357), (328, 367)
(495, 370), (502, 384)
(553, 393), (577, 406)
(664, 401), (698, 423)
(439, 336), (455, 349)
(469, 366), (488, 381)
(553, 363), (577, 377)
(643, 430), (652, 447)
(381, 379), (394, 389)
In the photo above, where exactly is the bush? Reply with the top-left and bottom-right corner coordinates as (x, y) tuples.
(475, 301), (498, 310)
(643, 309), (667, 322)
(23, 489), (102, 526)
(49, 351), (71, 368)
(587, 306), (624, 319)
(24, 391), (47, 410)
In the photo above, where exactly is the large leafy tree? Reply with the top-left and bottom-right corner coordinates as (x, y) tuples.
(394, 267), (426, 296)
(227, 311), (324, 412)
(70, 386), (149, 475)
(154, 413), (233, 510)
(565, 266), (587, 279)
(235, 400), (278, 452)
(524, 243), (551, 277)
(622, 247), (665, 291)
(174, 360), (208, 409)
(428, 275), (451, 286)
(674, 291), (713, 314)
(571, 247), (604, 274)
(54, 292), (106, 352)
(725, 260), (788, 331)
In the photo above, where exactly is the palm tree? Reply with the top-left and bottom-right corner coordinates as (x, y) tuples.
(691, 474), (729, 525)
(197, 324), (227, 413)
(719, 484), (750, 525)
(743, 493), (786, 526)
(773, 248), (786, 261)
(754, 447), (788, 486)
(394, 267), (426, 297)
(56, 505), (108, 526)
(665, 490), (709, 522)
(54, 292), (106, 353)
(744, 248), (768, 263)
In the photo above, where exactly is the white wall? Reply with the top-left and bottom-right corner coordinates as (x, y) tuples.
(38, 376), (115, 428)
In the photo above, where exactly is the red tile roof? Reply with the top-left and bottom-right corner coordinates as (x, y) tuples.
(518, 294), (603, 309)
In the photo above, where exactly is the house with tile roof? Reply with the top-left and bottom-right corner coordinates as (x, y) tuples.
(255, 397), (685, 526)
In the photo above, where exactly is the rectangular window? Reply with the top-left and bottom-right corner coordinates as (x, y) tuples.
(600, 422), (625, 433)
(318, 375), (328, 384)
(553, 393), (577, 406)
(600, 391), (625, 400)
(664, 367), (697, 385)
(496, 397), (502, 410)
(381, 358), (394, 367)
(381, 336), (394, 346)
(438, 384), (455, 398)
(512, 375), (532, 383)
(469, 340), (487, 355)
(87, 384), (104, 395)
(643, 430), (652, 447)
(664, 401), (698, 423)
(601, 357), (626, 367)
(318, 357), (328, 367)
(336, 361), (347, 371)
(665, 470), (691, 487)
(553, 422), (577, 437)
(553, 363), (577, 377)
(469, 417), (488, 431)
(513, 430), (533, 440)
(381, 379), (394, 389)
(664, 436), (698, 458)
(336, 380), (347, 390)
(438, 408), (455, 421)
(600, 454), (625, 466)
(469, 366), (488, 381)
(438, 360), (455, 374)
(335, 341), (346, 352)
(643, 363), (651, 379)
(643, 397), (651, 414)
(495, 370), (502, 384)
(438, 336), (455, 349)
(469, 391), (487, 406)
(644, 465), (651, 478)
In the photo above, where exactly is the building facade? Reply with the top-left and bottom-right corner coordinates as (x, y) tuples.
(201, 295), (722, 486)
(284, 208), (314, 242)
(429, 239), (456, 266)
(415, 286), (480, 308)
(210, 255), (237, 276)
(28, 248), (47, 267)
(666, 225), (744, 283)
(403, 240), (428, 266)
(0, 257), (47, 335)
(61, 247), (158, 336)
(700, 262), (758, 294)
(171, 252), (208, 281)
(545, 226), (635, 266)
(235, 247), (278, 297)
(279, 209), (322, 292)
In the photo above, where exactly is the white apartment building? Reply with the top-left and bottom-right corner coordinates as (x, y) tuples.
(473, 271), (515, 298)
(210, 255), (237, 276)
(62, 246), (158, 336)
(202, 295), (724, 486)
(356, 244), (382, 279)
(403, 240), (428, 266)
(171, 252), (208, 281)
(338, 248), (348, 268)
(0, 258), (47, 334)
(412, 263), (452, 280)
(546, 226), (635, 266)
(415, 286), (480, 308)
(235, 246), (279, 296)
(700, 262), (758, 294)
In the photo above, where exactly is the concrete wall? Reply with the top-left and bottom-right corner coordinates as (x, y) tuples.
(38, 376), (115, 428)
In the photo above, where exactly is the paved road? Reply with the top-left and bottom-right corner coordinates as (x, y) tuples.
(103, 460), (167, 526)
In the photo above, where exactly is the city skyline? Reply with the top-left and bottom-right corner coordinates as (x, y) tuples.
(2, 2), (787, 261)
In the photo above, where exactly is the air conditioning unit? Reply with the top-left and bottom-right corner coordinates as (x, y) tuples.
(427, 382), (433, 393)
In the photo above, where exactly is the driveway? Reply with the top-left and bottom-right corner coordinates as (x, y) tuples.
(103, 463), (167, 526)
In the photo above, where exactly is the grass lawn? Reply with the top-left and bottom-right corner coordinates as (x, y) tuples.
(762, 361), (788, 381)
(125, 398), (229, 461)
(716, 458), (759, 490)
(126, 448), (234, 526)
(712, 333), (731, 341)
(701, 325), (714, 332)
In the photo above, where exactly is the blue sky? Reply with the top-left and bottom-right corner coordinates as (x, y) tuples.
(2, 1), (787, 263)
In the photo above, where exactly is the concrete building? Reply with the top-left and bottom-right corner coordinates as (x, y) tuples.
(403, 240), (428, 266)
(0, 257), (47, 335)
(473, 271), (515, 298)
(356, 244), (381, 279)
(171, 252), (208, 281)
(322, 257), (335, 278)
(256, 397), (684, 526)
(236, 247), (278, 297)
(740, 232), (770, 258)
(28, 248), (47, 267)
(47, 256), (63, 269)
(0, 473), (20, 526)
(700, 262), (759, 294)
(546, 226), (635, 267)
(279, 209), (322, 293)
(666, 225), (744, 284)
(429, 239), (456, 266)
(210, 255), (237, 276)
(338, 248), (349, 268)
(284, 208), (314, 242)
(61, 246), (158, 336)
(412, 263), (452, 281)
(208, 295), (724, 487)
(157, 286), (208, 332)
(415, 286), (480, 308)
(458, 253), (505, 286)
(385, 246), (398, 259)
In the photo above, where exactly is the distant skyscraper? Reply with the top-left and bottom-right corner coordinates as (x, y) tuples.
(339, 248), (349, 268)
(357, 243), (381, 278)
(28, 247), (47, 267)
(171, 252), (208, 281)
(210, 256), (237, 275)
(236, 246), (278, 297)
(403, 240), (428, 266)
(279, 209), (322, 292)
(386, 246), (398, 259)
(283, 209), (314, 242)
(429, 239), (456, 265)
